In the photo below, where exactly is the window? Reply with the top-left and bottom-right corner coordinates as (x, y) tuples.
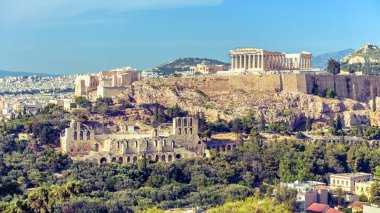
(189, 118), (193, 126)
(135, 141), (138, 148)
(184, 118), (187, 127)
(185, 128), (188, 135)
(86, 131), (90, 140)
(190, 128), (193, 134)
(178, 119), (182, 127)
(155, 140), (158, 147)
(179, 128), (182, 135)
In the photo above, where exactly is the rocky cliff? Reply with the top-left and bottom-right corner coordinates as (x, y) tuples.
(123, 76), (371, 129)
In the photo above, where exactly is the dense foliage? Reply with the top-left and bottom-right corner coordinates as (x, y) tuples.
(1, 104), (380, 212)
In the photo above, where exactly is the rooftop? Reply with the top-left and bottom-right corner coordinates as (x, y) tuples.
(330, 172), (373, 179)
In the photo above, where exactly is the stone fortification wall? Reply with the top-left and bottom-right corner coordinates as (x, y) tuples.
(139, 73), (380, 102)
(303, 75), (380, 101)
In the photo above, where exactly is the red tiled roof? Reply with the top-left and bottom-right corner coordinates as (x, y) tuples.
(326, 208), (342, 213)
(307, 203), (330, 212)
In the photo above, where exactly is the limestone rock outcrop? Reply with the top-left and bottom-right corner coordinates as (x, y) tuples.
(126, 77), (371, 130)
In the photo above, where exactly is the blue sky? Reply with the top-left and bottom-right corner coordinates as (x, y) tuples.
(0, 0), (379, 74)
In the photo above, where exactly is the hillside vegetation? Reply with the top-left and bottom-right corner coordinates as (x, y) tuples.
(341, 44), (380, 73)
(149, 57), (229, 75)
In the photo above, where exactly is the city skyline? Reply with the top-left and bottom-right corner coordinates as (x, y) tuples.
(0, 0), (379, 74)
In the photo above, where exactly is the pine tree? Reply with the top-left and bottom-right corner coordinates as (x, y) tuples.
(305, 117), (312, 131)
(372, 96), (377, 112)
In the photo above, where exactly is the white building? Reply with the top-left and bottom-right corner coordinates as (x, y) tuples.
(283, 180), (328, 213)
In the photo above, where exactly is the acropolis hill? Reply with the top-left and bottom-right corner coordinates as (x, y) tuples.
(136, 73), (380, 102)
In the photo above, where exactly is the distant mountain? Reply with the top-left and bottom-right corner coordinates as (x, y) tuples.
(0, 70), (56, 78)
(150, 57), (230, 75)
(312, 48), (355, 68)
(340, 44), (380, 73)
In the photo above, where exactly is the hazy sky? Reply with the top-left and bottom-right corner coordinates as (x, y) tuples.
(0, 0), (379, 74)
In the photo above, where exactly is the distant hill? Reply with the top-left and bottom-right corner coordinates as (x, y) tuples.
(340, 44), (380, 73)
(312, 48), (354, 68)
(150, 57), (230, 75)
(0, 70), (56, 78)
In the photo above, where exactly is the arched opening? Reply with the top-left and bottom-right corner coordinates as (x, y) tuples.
(198, 141), (201, 145)
(111, 157), (117, 163)
(146, 141), (149, 148)
(126, 141), (129, 149)
(74, 131), (77, 140)
(100, 157), (107, 164)
(155, 155), (159, 162)
(222, 145), (226, 151)
(133, 156), (138, 163)
(127, 156), (130, 163)
(155, 140), (158, 147)
(162, 140), (167, 147)
(135, 141), (138, 148)
(148, 155), (152, 161)
(161, 155), (166, 162)
(86, 131), (90, 140)
(95, 144), (99, 152)
(80, 131), (83, 140)
(117, 142), (120, 149)
(168, 155), (173, 162)
(227, 145), (231, 151)
(171, 141), (175, 148)
(175, 154), (181, 159)
(119, 157), (123, 164)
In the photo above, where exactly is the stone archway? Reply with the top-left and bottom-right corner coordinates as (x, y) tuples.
(111, 157), (117, 163)
(100, 157), (107, 164)
(155, 155), (159, 162)
(133, 156), (138, 163)
(168, 155), (173, 162)
(148, 155), (152, 161)
(118, 157), (123, 164)
(175, 154), (181, 159)
(161, 155), (166, 162)
(127, 156), (130, 163)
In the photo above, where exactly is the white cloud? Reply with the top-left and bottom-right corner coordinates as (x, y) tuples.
(0, 0), (223, 23)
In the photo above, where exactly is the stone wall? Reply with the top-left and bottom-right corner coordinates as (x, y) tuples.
(139, 73), (380, 103)
(303, 75), (380, 101)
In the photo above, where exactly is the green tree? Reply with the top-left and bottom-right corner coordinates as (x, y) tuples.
(327, 58), (341, 75)
(370, 181), (380, 205)
(273, 185), (297, 211)
(74, 96), (92, 108)
(375, 166), (380, 178)
(305, 117), (312, 131)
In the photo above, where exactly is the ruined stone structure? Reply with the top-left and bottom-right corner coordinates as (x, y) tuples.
(190, 64), (225, 75)
(230, 48), (312, 72)
(75, 67), (140, 98)
(60, 117), (207, 164)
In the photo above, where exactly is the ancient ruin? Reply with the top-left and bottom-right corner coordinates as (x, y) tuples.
(60, 117), (233, 164)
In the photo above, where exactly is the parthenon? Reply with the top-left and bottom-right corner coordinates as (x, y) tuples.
(230, 48), (312, 72)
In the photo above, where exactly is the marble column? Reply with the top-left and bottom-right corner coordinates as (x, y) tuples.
(231, 55), (235, 70)
(239, 55), (243, 69)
